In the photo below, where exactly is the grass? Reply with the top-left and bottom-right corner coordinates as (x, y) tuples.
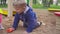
(32, 4), (60, 9)
(32, 4), (48, 9)
(50, 5), (60, 9)
(0, 3), (60, 9)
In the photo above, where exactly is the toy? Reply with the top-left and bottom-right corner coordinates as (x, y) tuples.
(7, 28), (14, 33)
(48, 8), (60, 12)
(54, 12), (60, 16)
(0, 8), (16, 16)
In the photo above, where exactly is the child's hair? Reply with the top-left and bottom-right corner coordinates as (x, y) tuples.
(13, 0), (27, 6)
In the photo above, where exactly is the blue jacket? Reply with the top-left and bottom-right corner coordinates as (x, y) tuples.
(12, 6), (38, 33)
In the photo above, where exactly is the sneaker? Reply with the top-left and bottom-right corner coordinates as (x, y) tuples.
(37, 22), (42, 26)
(37, 21), (46, 25)
(0, 25), (4, 30)
(33, 22), (42, 29)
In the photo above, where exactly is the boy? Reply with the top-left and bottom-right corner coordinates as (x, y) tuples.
(7, 0), (42, 34)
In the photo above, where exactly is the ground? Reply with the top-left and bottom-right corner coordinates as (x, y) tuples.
(0, 9), (58, 34)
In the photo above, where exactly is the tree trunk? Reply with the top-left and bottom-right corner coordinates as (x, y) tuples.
(42, 0), (47, 7)
(56, 0), (58, 5)
(50, 0), (53, 4)
(47, 0), (51, 7)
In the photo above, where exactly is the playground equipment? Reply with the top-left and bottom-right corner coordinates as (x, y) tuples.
(0, 8), (3, 14)
(48, 8), (60, 16)
(2, 9), (16, 16)
(0, 8), (16, 16)
(48, 8), (60, 12)
(54, 12), (60, 16)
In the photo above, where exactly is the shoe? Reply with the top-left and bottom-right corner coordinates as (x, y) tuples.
(33, 22), (42, 29)
(37, 22), (42, 26)
(0, 25), (4, 30)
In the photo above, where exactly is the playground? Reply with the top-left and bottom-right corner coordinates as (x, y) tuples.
(0, 0), (60, 34)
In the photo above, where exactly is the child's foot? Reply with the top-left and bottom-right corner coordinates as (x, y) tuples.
(7, 28), (15, 33)
(36, 21), (46, 28)
(37, 22), (42, 26)
(0, 25), (4, 30)
(37, 22), (42, 27)
(37, 21), (46, 26)
(33, 22), (42, 29)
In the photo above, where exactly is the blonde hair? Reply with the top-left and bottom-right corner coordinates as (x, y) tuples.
(13, 0), (26, 6)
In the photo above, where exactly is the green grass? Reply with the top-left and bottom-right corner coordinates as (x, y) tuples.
(50, 5), (60, 9)
(0, 3), (60, 9)
(32, 4), (48, 9)
(32, 3), (60, 9)
(0, 4), (7, 8)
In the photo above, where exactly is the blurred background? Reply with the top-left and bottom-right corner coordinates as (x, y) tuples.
(0, 0), (60, 9)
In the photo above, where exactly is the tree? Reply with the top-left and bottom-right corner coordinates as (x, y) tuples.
(47, 0), (51, 7)
(1, 0), (3, 5)
(56, 0), (58, 5)
(0, 0), (6, 5)
(3, 0), (6, 4)
(42, 0), (51, 7)
(50, 0), (53, 4)
(33, 0), (37, 4)
(27, 0), (29, 5)
(53, 0), (58, 5)
(42, 0), (47, 7)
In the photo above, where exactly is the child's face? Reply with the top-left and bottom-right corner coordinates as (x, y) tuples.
(13, 4), (26, 14)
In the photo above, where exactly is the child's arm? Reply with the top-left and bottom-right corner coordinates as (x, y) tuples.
(12, 13), (20, 29)
(7, 13), (20, 33)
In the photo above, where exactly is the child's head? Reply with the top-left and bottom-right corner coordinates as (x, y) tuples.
(13, 0), (26, 14)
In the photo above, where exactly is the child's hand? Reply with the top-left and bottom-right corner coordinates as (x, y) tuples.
(23, 31), (31, 34)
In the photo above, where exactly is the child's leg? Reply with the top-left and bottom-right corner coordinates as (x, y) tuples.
(0, 23), (4, 30)
(23, 22), (28, 28)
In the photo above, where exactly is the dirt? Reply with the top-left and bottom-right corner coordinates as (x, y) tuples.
(0, 9), (57, 34)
